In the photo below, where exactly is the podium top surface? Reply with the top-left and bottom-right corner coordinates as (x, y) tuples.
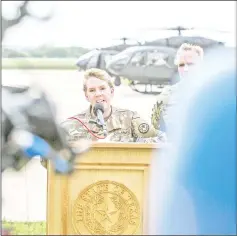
(91, 142), (167, 149)
(72, 141), (168, 165)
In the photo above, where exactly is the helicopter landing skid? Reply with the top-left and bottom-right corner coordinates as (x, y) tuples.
(129, 81), (163, 95)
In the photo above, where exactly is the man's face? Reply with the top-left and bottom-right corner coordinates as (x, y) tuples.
(85, 77), (114, 113)
(178, 50), (201, 78)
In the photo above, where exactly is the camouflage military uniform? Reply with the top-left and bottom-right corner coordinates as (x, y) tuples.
(151, 83), (179, 130)
(62, 106), (165, 142)
(41, 106), (166, 168)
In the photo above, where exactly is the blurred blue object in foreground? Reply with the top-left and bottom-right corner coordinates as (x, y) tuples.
(148, 54), (236, 234)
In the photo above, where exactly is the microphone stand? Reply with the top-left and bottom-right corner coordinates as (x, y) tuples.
(89, 111), (108, 137)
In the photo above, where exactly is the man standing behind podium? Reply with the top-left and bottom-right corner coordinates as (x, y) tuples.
(151, 43), (204, 132)
(41, 68), (165, 168)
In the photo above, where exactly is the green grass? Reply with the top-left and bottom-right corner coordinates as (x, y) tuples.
(2, 221), (46, 235)
(2, 57), (131, 86)
(2, 58), (78, 70)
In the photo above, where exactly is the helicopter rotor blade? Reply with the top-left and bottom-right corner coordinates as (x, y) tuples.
(137, 26), (197, 36)
(190, 27), (232, 33)
(139, 26), (196, 31)
(112, 37), (142, 45)
(139, 26), (231, 34)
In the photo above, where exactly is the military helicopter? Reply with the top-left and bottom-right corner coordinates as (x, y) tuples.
(107, 45), (178, 93)
(106, 26), (227, 94)
(76, 37), (141, 86)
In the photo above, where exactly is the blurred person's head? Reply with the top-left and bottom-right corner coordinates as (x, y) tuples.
(83, 68), (114, 117)
(148, 47), (236, 235)
(175, 43), (204, 78)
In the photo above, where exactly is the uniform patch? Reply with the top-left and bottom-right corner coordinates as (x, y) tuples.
(138, 123), (149, 134)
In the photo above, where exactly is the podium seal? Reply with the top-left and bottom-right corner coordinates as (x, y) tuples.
(72, 180), (141, 235)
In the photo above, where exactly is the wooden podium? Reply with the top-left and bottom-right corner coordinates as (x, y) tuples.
(46, 142), (158, 235)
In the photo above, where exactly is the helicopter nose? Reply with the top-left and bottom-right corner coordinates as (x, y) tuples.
(76, 59), (88, 70)
(76, 59), (82, 67)
(76, 58), (85, 65)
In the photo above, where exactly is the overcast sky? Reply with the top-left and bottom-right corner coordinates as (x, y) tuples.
(2, 1), (236, 48)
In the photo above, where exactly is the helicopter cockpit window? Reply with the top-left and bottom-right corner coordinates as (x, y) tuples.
(130, 52), (146, 66)
(87, 54), (99, 69)
(146, 51), (169, 66)
(104, 54), (113, 65)
(113, 54), (130, 66)
(79, 50), (99, 61)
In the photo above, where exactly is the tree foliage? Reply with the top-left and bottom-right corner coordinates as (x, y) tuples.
(2, 1), (89, 58)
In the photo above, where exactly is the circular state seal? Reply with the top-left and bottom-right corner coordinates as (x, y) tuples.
(72, 180), (141, 235)
(138, 123), (149, 134)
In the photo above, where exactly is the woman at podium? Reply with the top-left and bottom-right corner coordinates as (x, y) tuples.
(61, 68), (166, 143)
(41, 68), (165, 168)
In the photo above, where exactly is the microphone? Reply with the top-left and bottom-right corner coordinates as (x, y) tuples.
(93, 103), (108, 137)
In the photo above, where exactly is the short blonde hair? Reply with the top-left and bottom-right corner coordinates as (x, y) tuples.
(83, 68), (114, 92)
(174, 43), (204, 65)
